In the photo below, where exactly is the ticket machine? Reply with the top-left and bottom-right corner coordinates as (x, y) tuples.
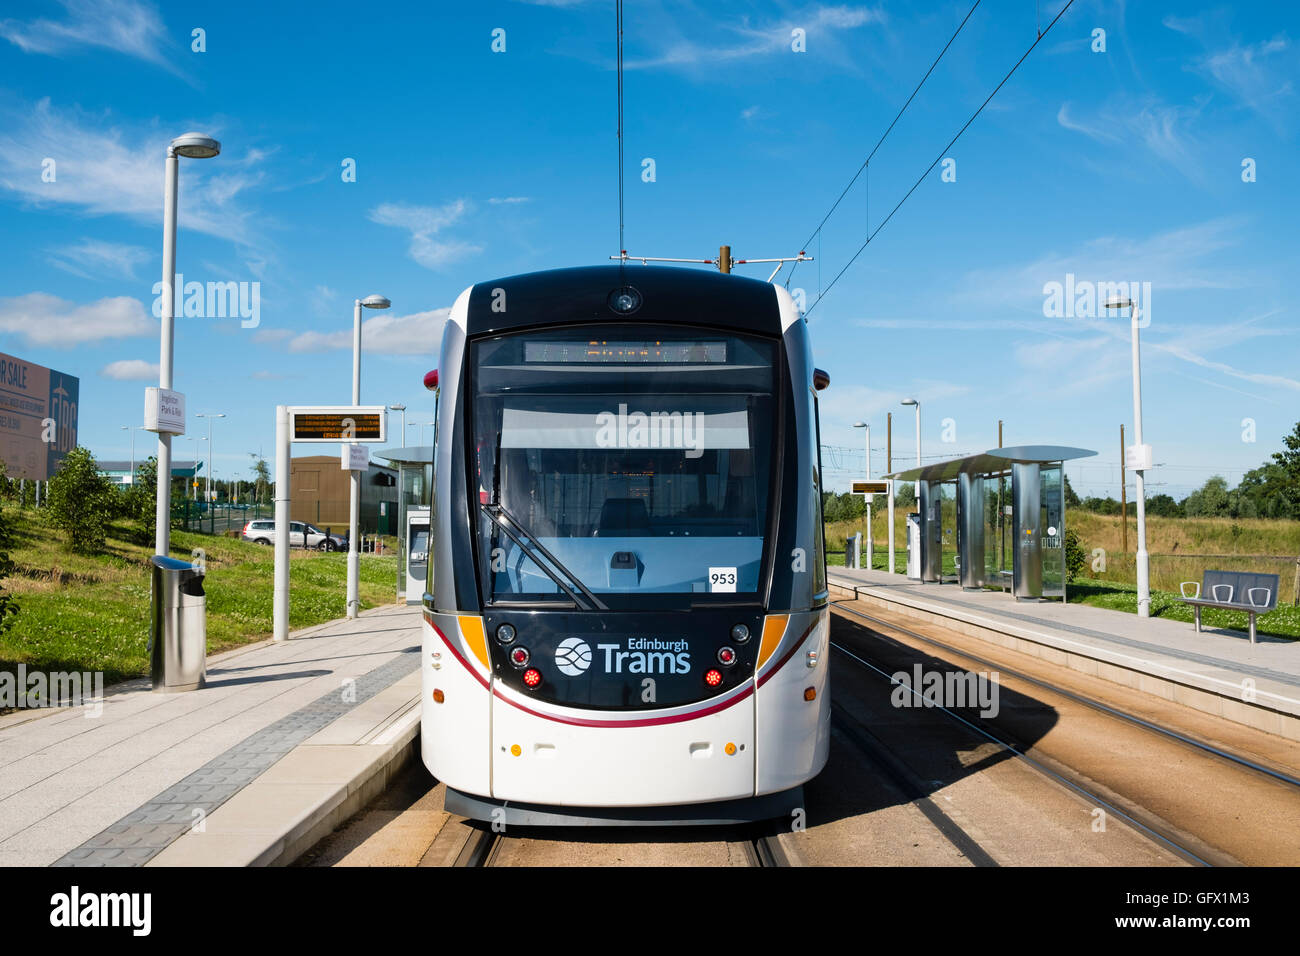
(405, 506), (431, 604)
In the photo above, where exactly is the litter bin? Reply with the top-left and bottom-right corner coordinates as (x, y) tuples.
(149, 555), (207, 692)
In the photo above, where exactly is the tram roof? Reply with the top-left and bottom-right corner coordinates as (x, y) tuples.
(886, 445), (1096, 482)
(465, 264), (783, 337)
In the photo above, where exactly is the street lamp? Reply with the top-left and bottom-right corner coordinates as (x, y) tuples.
(390, 404), (407, 448)
(853, 421), (872, 570)
(408, 421), (435, 447)
(154, 132), (220, 556)
(121, 425), (145, 485)
(196, 412), (225, 503)
(1106, 296), (1151, 618)
(901, 399), (921, 503)
(347, 294), (391, 620)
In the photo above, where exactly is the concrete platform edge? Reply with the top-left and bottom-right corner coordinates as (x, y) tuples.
(828, 577), (1300, 743)
(145, 701), (420, 867)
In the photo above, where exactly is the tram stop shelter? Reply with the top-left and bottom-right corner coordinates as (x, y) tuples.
(887, 445), (1096, 601)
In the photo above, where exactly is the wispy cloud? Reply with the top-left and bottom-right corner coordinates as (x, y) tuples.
(1057, 97), (1205, 182)
(488, 196), (530, 205)
(624, 4), (884, 71)
(48, 237), (151, 279)
(0, 291), (153, 347)
(0, 0), (182, 75)
(287, 307), (453, 355)
(0, 98), (263, 244)
(100, 358), (158, 380)
(953, 217), (1247, 313)
(369, 200), (481, 270)
(1164, 16), (1295, 133)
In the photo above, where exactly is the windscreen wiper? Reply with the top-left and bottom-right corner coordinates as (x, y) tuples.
(481, 504), (608, 611)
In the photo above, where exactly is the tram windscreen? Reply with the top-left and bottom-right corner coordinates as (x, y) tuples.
(471, 326), (777, 607)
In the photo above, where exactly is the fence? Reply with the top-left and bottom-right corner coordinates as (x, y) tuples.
(172, 501), (272, 536)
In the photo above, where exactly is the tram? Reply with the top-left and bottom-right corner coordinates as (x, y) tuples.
(421, 264), (831, 824)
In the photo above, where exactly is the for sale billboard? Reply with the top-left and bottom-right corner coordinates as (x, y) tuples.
(0, 351), (80, 480)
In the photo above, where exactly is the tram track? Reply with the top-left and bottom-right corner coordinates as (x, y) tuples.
(827, 596), (1300, 866)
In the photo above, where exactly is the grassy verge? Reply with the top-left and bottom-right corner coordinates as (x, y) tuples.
(1, 508), (400, 686)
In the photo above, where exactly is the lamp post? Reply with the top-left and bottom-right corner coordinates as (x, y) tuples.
(390, 404), (407, 448)
(900, 399), (921, 504)
(154, 132), (220, 556)
(195, 412), (225, 503)
(853, 421), (872, 570)
(121, 425), (145, 485)
(1107, 296), (1151, 618)
(408, 421), (435, 447)
(348, 294), (391, 620)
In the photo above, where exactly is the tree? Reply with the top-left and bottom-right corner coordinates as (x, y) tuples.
(125, 456), (160, 543)
(1236, 461), (1298, 520)
(1182, 476), (1232, 518)
(0, 461), (19, 632)
(250, 454), (271, 505)
(1271, 420), (1300, 489)
(1145, 494), (1183, 518)
(1063, 474), (1081, 508)
(45, 447), (116, 554)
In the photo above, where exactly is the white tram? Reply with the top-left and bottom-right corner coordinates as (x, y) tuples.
(421, 265), (831, 825)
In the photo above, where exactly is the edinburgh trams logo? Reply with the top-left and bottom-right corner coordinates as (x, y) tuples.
(554, 637), (593, 676)
(553, 637), (693, 675)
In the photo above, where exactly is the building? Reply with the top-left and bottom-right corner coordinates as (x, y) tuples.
(98, 460), (202, 488)
(289, 455), (399, 535)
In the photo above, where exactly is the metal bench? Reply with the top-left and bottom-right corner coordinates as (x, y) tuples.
(1178, 570), (1279, 644)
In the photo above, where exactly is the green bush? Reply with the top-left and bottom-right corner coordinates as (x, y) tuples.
(1064, 527), (1086, 583)
(45, 447), (116, 554)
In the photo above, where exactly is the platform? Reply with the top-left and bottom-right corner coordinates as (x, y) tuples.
(0, 604), (423, 867)
(828, 567), (1300, 742)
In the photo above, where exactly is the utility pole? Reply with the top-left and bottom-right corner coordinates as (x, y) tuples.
(718, 245), (732, 273)
(1120, 423), (1128, 555)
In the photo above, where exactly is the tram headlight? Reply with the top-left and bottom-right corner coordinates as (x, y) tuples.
(717, 646), (737, 666)
(510, 646), (530, 668)
(730, 623), (750, 643)
(496, 623), (517, 644)
(608, 285), (643, 314)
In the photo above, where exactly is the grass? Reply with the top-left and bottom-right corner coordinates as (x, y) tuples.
(0, 506), (400, 687)
(824, 510), (1300, 640)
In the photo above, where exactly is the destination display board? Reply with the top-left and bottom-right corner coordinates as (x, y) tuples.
(852, 480), (891, 495)
(290, 406), (386, 443)
(0, 351), (79, 480)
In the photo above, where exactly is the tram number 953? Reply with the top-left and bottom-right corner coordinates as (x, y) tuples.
(709, 567), (738, 593)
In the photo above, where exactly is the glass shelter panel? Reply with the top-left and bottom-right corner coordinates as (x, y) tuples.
(1040, 464), (1065, 598)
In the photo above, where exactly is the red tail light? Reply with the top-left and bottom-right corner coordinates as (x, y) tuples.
(705, 669), (723, 687)
(510, 647), (530, 667)
(523, 668), (542, 688)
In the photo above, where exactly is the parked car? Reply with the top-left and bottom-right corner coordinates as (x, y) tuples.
(241, 519), (347, 551)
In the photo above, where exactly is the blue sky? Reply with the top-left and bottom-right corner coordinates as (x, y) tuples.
(0, 0), (1296, 497)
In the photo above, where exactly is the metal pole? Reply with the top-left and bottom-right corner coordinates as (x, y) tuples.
(273, 405), (290, 641)
(1120, 423), (1128, 554)
(348, 299), (362, 619)
(401, 408), (407, 447)
(155, 149), (178, 557)
(887, 412), (895, 575)
(1131, 303), (1150, 617)
(913, 403), (922, 504)
(205, 416), (213, 504)
(864, 423), (872, 570)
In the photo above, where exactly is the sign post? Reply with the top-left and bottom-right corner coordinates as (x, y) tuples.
(272, 406), (387, 641)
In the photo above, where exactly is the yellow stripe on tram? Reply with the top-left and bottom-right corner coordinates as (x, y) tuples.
(756, 614), (789, 669)
(457, 616), (491, 671)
